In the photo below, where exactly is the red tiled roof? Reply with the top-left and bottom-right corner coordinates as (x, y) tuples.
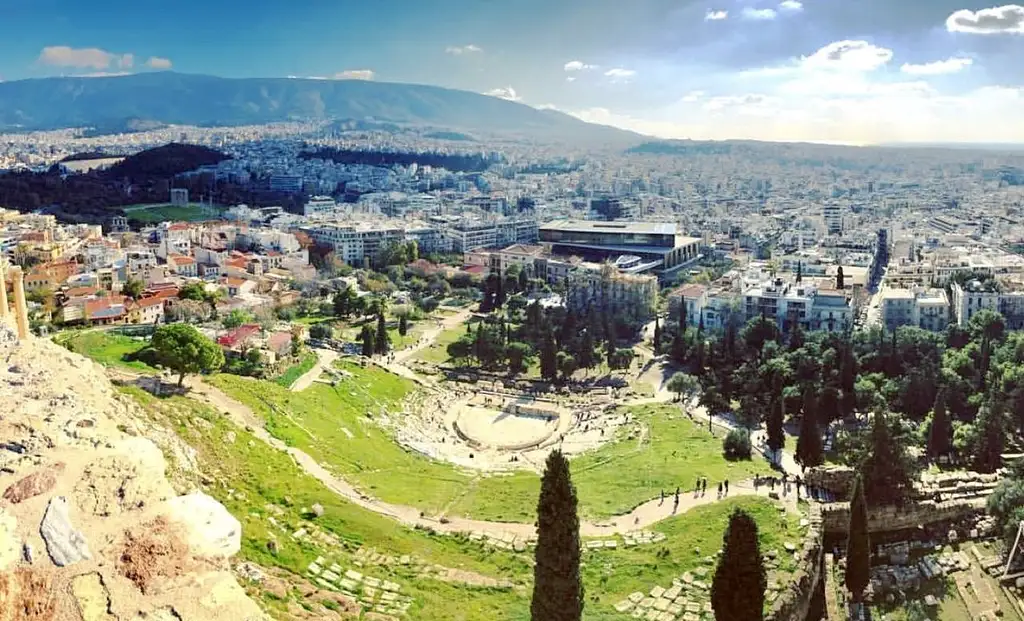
(462, 265), (487, 275)
(674, 284), (708, 299)
(134, 297), (166, 308)
(217, 324), (261, 348)
(65, 286), (99, 298)
(267, 331), (292, 351)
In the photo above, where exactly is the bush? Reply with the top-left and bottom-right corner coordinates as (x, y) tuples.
(309, 323), (333, 340)
(723, 429), (752, 461)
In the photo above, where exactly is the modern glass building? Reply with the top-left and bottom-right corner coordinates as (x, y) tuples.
(538, 220), (701, 273)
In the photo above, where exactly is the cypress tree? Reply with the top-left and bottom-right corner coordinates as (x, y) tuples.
(652, 316), (662, 355)
(975, 404), (1005, 474)
(398, 314), (408, 337)
(836, 265), (845, 290)
(375, 311), (390, 354)
(796, 389), (824, 469)
(927, 388), (951, 460)
(766, 398), (785, 455)
(679, 300), (687, 335)
(360, 326), (375, 358)
(845, 475), (871, 605)
(540, 333), (558, 382)
(531, 450), (583, 621)
(712, 508), (767, 621)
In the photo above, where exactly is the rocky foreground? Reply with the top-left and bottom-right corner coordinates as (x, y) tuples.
(0, 326), (267, 621)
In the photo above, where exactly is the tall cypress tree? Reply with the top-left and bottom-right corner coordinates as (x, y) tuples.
(531, 450), (583, 621)
(360, 325), (375, 358)
(766, 398), (785, 455)
(927, 388), (951, 460)
(975, 404), (1005, 474)
(540, 333), (558, 382)
(712, 508), (767, 621)
(796, 389), (824, 469)
(845, 475), (871, 605)
(375, 311), (390, 354)
(652, 317), (662, 355)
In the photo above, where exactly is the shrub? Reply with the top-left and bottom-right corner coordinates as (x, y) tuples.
(723, 429), (752, 461)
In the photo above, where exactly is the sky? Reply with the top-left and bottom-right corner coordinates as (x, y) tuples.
(2, 0), (1024, 144)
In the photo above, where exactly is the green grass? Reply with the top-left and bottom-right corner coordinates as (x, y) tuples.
(274, 352), (319, 388)
(122, 202), (222, 223)
(121, 386), (532, 621)
(209, 370), (773, 522)
(414, 318), (479, 364)
(581, 496), (802, 620)
(208, 362), (471, 513)
(119, 386), (798, 620)
(54, 330), (155, 373)
(448, 403), (774, 521)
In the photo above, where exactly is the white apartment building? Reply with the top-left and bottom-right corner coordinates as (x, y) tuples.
(303, 196), (338, 217)
(445, 216), (539, 252)
(564, 263), (658, 325)
(823, 204), (844, 235)
(951, 279), (1024, 329)
(878, 287), (950, 332)
(307, 223), (405, 265)
(741, 277), (852, 333)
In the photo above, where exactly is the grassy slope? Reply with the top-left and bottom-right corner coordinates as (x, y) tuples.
(54, 330), (155, 373)
(274, 352), (319, 388)
(123, 203), (221, 223)
(211, 368), (773, 522)
(413, 318), (479, 364)
(123, 386), (531, 621)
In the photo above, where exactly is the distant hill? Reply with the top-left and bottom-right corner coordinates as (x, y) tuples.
(0, 72), (641, 144)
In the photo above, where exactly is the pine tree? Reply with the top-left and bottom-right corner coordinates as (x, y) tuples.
(927, 388), (951, 460)
(375, 311), (390, 354)
(679, 301), (687, 335)
(531, 450), (583, 621)
(766, 398), (785, 454)
(845, 475), (871, 605)
(360, 326), (375, 358)
(861, 410), (916, 505)
(652, 317), (662, 355)
(712, 508), (767, 621)
(796, 389), (824, 469)
(398, 314), (408, 337)
(836, 265), (845, 290)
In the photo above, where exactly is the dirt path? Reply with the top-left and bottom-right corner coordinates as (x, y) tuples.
(290, 348), (338, 392)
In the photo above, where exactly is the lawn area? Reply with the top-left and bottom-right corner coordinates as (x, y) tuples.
(122, 386), (532, 621)
(448, 403), (775, 521)
(414, 317), (479, 364)
(122, 202), (223, 223)
(208, 361), (473, 513)
(54, 330), (156, 373)
(274, 352), (318, 388)
(582, 496), (802, 620)
(210, 370), (773, 523)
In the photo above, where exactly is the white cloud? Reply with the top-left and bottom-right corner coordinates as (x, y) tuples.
(484, 86), (521, 101)
(38, 46), (122, 69)
(118, 54), (134, 69)
(604, 68), (636, 81)
(564, 60), (597, 71)
(76, 71), (132, 78)
(333, 69), (375, 80)
(900, 57), (973, 75)
(681, 90), (706, 102)
(146, 56), (172, 70)
(742, 7), (778, 19)
(779, 0), (803, 10)
(946, 5), (1024, 34)
(445, 44), (482, 55)
(801, 40), (893, 71)
(566, 76), (577, 82)
(705, 9), (729, 20)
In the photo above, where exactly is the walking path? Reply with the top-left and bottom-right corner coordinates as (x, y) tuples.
(289, 348), (338, 392)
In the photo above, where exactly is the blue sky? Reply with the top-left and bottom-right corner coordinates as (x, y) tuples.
(3, 0), (1024, 143)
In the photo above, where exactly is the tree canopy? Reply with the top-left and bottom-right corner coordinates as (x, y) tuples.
(150, 323), (224, 386)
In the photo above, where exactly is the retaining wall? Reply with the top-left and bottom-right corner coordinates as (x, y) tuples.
(820, 498), (986, 535)
(767, 505), (825, 621)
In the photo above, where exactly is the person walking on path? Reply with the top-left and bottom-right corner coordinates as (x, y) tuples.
(660, 490), (665, 506)
(724, 479), (729, 495)
(717, 482), (723, 498)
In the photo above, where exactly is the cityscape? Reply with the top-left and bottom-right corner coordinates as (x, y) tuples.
(2, 2), (1024, 621)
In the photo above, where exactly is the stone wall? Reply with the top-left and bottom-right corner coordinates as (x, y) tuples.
(767, 504), (825, 621)
(820, 498), (986, 535)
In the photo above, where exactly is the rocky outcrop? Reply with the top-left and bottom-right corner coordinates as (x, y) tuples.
(0, 327), (268, 620)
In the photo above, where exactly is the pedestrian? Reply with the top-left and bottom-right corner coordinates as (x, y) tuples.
(717, 482), (722, 497)
(724, 479), (729, 495)
(660, 490), (665, 505)
(695, 477), (701, 493)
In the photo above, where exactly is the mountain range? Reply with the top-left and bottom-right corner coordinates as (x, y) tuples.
(0, 72), (640, 144)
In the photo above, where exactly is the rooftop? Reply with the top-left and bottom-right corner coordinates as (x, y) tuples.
(540, 220), (679, 236)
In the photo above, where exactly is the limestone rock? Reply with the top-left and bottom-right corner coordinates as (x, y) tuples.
(2, 462), (64, 504)
(73, 572), (116, 621)
(165, 492), (241, 557)
(74, 441), (173, 516)
(39, 495), (92, 566)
